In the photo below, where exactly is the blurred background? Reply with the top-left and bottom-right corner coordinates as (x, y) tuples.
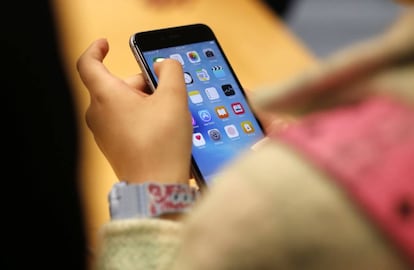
(279, 0), (402, 57)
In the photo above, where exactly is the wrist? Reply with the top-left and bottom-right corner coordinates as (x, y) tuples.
(116, 165), (191, 185)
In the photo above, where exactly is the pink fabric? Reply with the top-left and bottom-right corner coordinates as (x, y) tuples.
(271, 95), (414, 266)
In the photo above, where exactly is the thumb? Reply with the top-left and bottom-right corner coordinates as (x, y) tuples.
(76, 38), (116, 98)
(153, 59), (187, 102)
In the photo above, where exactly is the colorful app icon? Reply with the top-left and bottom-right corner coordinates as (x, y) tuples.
(169, 54), (184, 65)
(153, 57), (166, 63)
(203, 48), (215, 58)
(224, 125), (239, 138)
(193, 132), (206, 146)
(241, 121), (255, 133)
(184, 72), (193, 84)
(186, 51), (200, 63)
(198, 109), (212, 122)
(212, 65), (225, 78)
(196, 69), (210, 81)
(231, 102), (245, 115)
(188, 90), (203, 104)
(208, 129), (221, 141)
(215, 106), (229, 119)
(192, 115), (197, 126)
(205, 87), (220, 100)
(221, 84), (235, 96)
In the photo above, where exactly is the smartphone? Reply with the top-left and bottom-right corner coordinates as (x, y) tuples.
(129, 23), (265, 189)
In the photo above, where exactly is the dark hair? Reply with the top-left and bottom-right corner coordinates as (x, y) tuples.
(2, 1), (86, 269)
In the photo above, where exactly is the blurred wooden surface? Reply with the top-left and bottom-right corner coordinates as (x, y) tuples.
(51, 0), (315, 265)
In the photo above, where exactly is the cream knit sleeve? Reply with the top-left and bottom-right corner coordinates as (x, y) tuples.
(95, 219), (183, 270)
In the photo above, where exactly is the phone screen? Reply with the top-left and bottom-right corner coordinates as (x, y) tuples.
(131, 24), (265, 187)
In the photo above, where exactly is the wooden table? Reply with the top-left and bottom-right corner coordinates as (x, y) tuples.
(51, 0), (315, 266)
